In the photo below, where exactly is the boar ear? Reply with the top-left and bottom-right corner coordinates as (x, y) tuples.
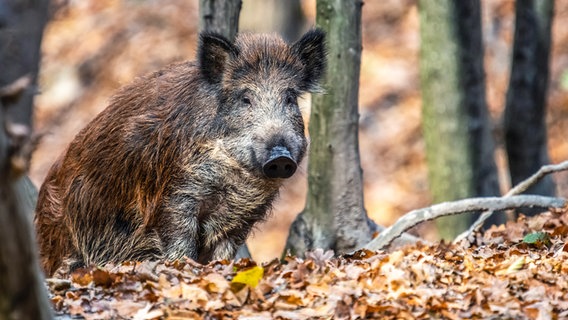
(198, 32), (239, 84)
(291, 29), (327, 92)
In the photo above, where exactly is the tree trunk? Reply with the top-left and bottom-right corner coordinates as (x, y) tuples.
(504, 0), (555, 209)
(239, 0), (305, 42)
(285, 0), (371, 257)
(0, 163), (52, 320)
(0, 1), (51, 318)
(419, 0), (501, 239)
(456, 0), (503, 227)
(0, 0), (46, 126)
(199, 0), (242, 41)
(455, 1), (500, 201)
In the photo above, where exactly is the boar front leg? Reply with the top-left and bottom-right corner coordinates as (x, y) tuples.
(199, 218), (251, 263)
(159, 196), (200, 261)
(195, 237), (239, 263)
(211, 238), (239, 261)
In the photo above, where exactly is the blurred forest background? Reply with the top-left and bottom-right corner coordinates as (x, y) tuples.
(29, 0), (568, 262)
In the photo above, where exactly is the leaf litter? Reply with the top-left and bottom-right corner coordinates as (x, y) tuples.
(47, 207), (568, 319)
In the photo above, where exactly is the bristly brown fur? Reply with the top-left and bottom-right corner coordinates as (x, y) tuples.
(35, 30), (326, 276)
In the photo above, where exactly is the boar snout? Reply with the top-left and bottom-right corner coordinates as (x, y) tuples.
(262, 146), (297, 179)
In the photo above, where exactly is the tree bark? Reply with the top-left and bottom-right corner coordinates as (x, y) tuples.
(199, 0), (242, 41)
(504, 0), (555, 206)
(0, 168), (52, 320)
(0, 0), (52, 318)
(419, 0), (500, 239)
(455, 1), (500, 201)
(285, 0), (371, 257)
(0, 0), (46, 125)
(239, 0), (305, 42)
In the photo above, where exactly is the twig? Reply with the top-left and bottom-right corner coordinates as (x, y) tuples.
(364, 195), (565, 251)
(0, 75), (32, 100)
(453, 160), (568, 243)
(506, 161), (568, 195)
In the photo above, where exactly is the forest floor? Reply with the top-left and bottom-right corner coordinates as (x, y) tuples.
(48, 207), (568, 319)
(31, 1), (568, 318)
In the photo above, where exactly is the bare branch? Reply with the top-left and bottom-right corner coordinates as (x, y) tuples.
(0, 75), (32, 100)
(454, 160), (568, 243)
(364, 195), (565, 251)
(371, 221), (430, 249)
(506, 161), (568, 196)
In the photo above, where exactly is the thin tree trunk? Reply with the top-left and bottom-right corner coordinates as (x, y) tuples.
(419, 0), (500, 239)
(0, 0), (52, 318)
(456, 0), (502, 227)
(199, 0), (242, 41)
(285, 0), (371, 257)
(456, 1), (500, 200)
(504, 0), (555, 207)
(0, 167), (52, 320)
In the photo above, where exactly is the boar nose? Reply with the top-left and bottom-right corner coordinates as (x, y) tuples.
(263, 146), (297, 179)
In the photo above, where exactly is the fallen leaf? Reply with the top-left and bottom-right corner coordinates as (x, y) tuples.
(496, 256), (526, 276)
(71, 269), (93, 287)
(204, 273), (230, 293)
(231, 265), (264, 288)
(132, 303), (163, 320)
(92, 268), (113, 287)
(46, 278), (72, 291)
(523, 232), (551, 247)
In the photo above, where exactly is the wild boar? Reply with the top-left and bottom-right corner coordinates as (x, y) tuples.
(35, 29), (326, 275)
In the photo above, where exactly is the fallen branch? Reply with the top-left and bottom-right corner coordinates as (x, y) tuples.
(364, 195), (565, 251)
(369, 219), (428, 249)
(454, 160), (568, 243)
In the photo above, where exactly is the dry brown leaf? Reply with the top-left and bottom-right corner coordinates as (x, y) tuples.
(132, 303), (163, 320)
(203, 273), (230, 293)
(47, 201), (568, 318)
(180, 283), (209, 304)
(495, 256), (526, 276)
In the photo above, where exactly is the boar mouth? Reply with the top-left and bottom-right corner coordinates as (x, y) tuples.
(262, 146), (297, 179)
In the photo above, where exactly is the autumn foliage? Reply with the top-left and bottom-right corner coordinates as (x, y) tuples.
(46, 207), (568, 319)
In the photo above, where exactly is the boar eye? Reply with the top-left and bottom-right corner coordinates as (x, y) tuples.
(242, 96), (251, 106)
(286, 95), (297, 105)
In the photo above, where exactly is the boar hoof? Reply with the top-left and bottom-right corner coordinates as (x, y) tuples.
(263, 146), (297, 179)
